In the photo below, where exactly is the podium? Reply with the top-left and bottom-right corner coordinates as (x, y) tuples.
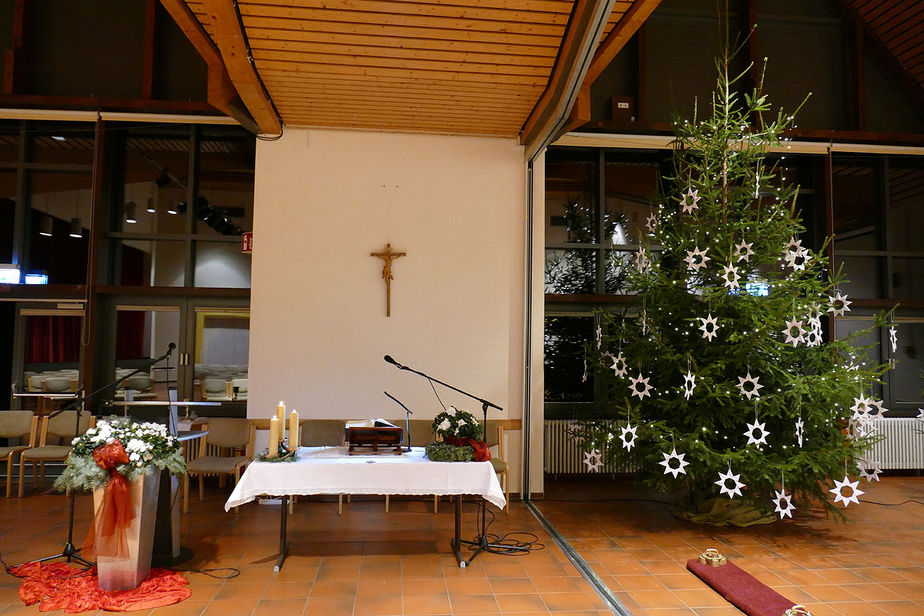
(110, 399), (218, 566)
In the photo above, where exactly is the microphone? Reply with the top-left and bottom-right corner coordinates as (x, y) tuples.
(167, 342), (176, 356)
(384, 355), (406, 370)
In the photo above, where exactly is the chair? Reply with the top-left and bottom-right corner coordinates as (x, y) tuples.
(42, 376), (73, 393)
(0, 411), (37, 497)
(484, 421), (509, 512)
(19, 411), (96, 497)
(183, 418), (254, 512)
(299, 419), (348, 513)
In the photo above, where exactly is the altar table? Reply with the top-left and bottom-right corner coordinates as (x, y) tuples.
(225, 446), (505, 569)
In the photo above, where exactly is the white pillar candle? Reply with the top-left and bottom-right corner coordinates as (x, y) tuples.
(289, 410), (299, 450)
(276, 401), (286, 423)
(268, 417), (280, 457)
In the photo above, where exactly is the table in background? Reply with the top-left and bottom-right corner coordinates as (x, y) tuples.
(225, 446), (505, 570)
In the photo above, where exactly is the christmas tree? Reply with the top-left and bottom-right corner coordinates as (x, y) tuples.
(575, 47), (891, 523)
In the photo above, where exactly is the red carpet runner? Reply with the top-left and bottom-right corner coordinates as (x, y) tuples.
(687, 557), (796, 616)
(12, 562), (191, 613)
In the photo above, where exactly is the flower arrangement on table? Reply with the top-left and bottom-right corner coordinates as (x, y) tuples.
(55, 416), (186, 492)
(425, 406), (491, 462)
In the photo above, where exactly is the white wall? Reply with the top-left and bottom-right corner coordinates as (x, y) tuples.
(249, 128), (526, 489)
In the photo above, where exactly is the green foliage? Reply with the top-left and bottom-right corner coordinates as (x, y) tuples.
(432, 406), (483, 440)
(425, 442), (475, 462)
(578, 51), (891, 522)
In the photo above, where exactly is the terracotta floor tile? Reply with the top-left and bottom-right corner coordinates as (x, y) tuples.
(540, 592), (604, 612)
(830, 601), (893, 615)
(629, 589), (686, 609)
(403, 592), (453, 615)
(353, 594), (403, 616)
(252, 598), (307, 616)
(261, 581), (312, 600)
(613, 574), (666, 591)
(404, 579), (449, 595)
(446, 577), (494, 596)
(149, 600), (209, 615)
(493, 593), (549, 612)
(211, 581), (267, 602)
(489, 577), (538, 594)
(447, 594), (500, 614)
(303, 595), (355, 616)
(308, 578), (358, 597)
(201, 598), (259, 616)
(672, 588), (730, 608)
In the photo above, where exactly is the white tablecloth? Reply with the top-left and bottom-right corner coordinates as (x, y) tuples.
(224, 446), (505, 511)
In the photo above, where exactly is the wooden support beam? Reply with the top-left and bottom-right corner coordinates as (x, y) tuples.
(201, 0), (282, 135)
(142, 0), (158, 99)
(558, 0), (661, 137)
(159, 0), (261, 134)
(2, 0), (25, 94)
(520, 0), (617, 158)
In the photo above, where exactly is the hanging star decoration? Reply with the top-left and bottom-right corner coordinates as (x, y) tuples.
(679, 187), (701, 214)
(829, 475), (864, 507)
(737, 372), (763, 400)
(640, 309), (649, 336)
(734, 240), (754, 263)
(795, 417), (805, 447)
(782, 317), (806, 347)
(827, 291), (852, 317)
(684, 246), (711, 272)
(634, 247), (649, 272)
(715, 467), (746, 499)
(659, 448), (689, 478)
(744, 418), (770, 448)
(609, 351), (628, 378)
(867, 398), (887, 417)
(784, 246), (809, 271)
(721, 262), (741, 291)
(805, 315), (822, 347)
(628, 372), (654, 400)
(581, 357), (588, 383)
(683, 370), (696, 400)
(646, 212), (659, 234)
(773, 488), (796, 519)
(698, 314), (720, 341)
(889, 326), (897, 353)
(859, 458), (881, 482)
(595, 324), (602, 350)
(583, 449), (603, 473)
(619, 422), (638, 451)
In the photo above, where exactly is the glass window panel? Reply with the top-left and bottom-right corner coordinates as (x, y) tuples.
(193, 310), (249, 402)
(886, 160), (924, 253)
(119, 124), (191, 233)
(891, 258), (924, 300)
(0, 122), (20, 163)
(28, 122), (95, 165)
(21, 312), (83, 410)
(0, 170), (15, 263)
(835, 317), (883, 400)
(603, 153), (659, 246)
(833, 256), (884, 299)
(890, 322), (924, 410)
(544, 315), (594, 403)
(832, 161), (880, 246)
(115, 308), (179, 402)
(545, 149), (598, 244)
(545, 248), (596, 294)
(116, 239), (186, 287)
(195, 126), (255, 236)
(604, 250), (632, 294)
(193, 241), (251, 288)
(27, 171), (92, 284)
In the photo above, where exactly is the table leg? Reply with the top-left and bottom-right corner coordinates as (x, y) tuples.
(454, 495), (464, 567)
(274, 495), (289, 572)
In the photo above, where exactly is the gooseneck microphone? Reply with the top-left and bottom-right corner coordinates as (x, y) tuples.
(383, 355), (406, 370)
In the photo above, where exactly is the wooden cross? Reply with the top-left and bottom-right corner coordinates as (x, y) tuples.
(370, 243), (406, 317)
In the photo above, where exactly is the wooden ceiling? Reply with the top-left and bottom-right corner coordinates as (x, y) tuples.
(175, 0), (647, 138)
(845, 0), (924, 91)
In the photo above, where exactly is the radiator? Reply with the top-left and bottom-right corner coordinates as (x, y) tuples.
(867, 418), (924, 470)
(544, 419), (636, 476)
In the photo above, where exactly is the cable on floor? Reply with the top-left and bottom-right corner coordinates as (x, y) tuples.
(461, 498), (546, 556)
(172, 567), (240, 579)
(859, 498), (924, 507)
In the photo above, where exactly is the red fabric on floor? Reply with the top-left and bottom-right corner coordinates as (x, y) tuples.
(687, 558), (795, 616)
(12, 562), (191, 613)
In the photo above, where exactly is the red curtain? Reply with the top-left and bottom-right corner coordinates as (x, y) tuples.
(116, 311), (145, 360)
(25, 315), (82, 363)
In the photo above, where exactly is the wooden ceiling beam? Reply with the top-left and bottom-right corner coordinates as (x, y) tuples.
(200, 0), (282, 135)
(159, 0), (260, 133)
(561, 0), (661, 134)
(520, 0), (619, 158)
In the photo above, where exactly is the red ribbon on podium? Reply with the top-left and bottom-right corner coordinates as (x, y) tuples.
(84, 440), (135, 558)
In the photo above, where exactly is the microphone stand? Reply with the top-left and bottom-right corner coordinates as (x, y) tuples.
(15, 345), (175, 569)
(384, 357), (526, 565)
(384, 391), (413, 452)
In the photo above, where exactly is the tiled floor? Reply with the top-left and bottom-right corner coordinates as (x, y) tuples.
(1, 475), (922, 616)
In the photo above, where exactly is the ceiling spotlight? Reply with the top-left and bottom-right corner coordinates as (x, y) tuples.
(69, 217), (83, 238)
(124, 201), (137, 224)
(39, 215), (54, 237)
(145, 198), (156, 213)
(51, 135), (66, 142)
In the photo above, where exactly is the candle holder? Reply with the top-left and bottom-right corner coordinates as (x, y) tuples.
(258, 441), (297, 463)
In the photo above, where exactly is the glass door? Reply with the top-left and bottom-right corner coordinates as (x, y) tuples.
(15, 305), (85, 413)
(113, 304), (183, 405)
(185, 304), (249, 417)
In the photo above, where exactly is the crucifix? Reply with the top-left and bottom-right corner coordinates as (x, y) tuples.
(370, 243), (406, 317)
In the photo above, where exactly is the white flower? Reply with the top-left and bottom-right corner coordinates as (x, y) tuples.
(129, 452), (140, 461)
(437, 419), (451, 432)
(446, 406), (457, 416)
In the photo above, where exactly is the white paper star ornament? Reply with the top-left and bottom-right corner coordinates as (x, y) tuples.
(737, 372), (763, 400)
(782, 317), (806, 347)
(889, 326), (897, 353)
(795, 417), (804, 447)
(827, 292), (852, 317)
(715, 468), (746, 499)
(744, 419), (770, 448)
(619, 423), (638, 451)
(628, 372), (654, 400)
(721, 263), (741, 291)
(683, 370), (696, 400)
(684, 246), (711, 272)
(646, 212), (658, 234)
(859, 459), (881, 482)
(583, 449), (603, 473)
(773, 488), (796, 519)
(829, 475), (864, 507)
(610, 352), (628, 378)
(698, 314), (720, 341)
(680, 188), (701, 214)
(634, 247), (649, 272)
(734, 240), (754, 263)
(659, 448), (689, 478)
